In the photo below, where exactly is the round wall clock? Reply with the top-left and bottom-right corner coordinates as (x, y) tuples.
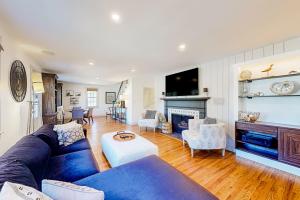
(10, 60), (27, 102)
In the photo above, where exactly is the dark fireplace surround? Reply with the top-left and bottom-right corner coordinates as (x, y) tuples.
(161, 97), (210, 138)
(172, 114), (194, 134)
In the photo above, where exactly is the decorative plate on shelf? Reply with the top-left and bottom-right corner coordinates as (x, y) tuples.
(270, 81), (295, 95)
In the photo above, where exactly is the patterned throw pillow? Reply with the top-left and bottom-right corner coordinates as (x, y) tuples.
(158, 112), (166, 123)
(53, 121), (76, 145)
(53, 121), (85, 146)
(0, 182), (52, 200)
(42, 180), (104, 200)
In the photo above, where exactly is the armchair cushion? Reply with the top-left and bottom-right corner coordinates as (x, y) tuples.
(138, 119), (159, 128)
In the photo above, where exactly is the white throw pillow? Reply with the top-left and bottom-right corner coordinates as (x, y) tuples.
(0, 182), (52, 200)
(53, 121), (85, 146)
(42, 180), (104, 200)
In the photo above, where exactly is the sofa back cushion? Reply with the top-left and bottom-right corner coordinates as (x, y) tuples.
(33, 124), (59, 154)
(0, 159), (38, 190)
(1, 135), (51, 189)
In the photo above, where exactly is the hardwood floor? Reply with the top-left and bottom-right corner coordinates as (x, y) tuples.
(84, 117), (300, 200)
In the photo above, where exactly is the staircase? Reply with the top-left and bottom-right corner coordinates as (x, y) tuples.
(112, 80), (128, 122)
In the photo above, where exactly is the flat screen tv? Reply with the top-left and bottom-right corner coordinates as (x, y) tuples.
(165, 68), (199, 96)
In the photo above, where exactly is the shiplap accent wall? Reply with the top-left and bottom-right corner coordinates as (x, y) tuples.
(155, 36), (300, 151)
(202, 37), (300, 151)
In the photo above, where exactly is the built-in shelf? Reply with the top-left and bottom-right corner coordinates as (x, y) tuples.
(239, 95), (300, 99)
(160, 97), (210, 101)
(239, 72), (300, 83)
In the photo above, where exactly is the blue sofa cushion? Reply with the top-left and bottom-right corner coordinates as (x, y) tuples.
(46, 150), (99, 182)
(1, 135), (51, 189)
(32, 124), (59, 154)
(57, 139), (91, 155)
(0, 159), (38, 190)
(75, 155), (217, 200)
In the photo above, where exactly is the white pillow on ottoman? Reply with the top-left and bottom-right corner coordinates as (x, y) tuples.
(0, 182), (52, 200)
(42, 180), (104, 200)
(53, 121), (85, 146)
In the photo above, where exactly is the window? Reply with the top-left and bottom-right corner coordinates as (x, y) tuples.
(33, 94), (40, 119)
(87, 88), (98, 107)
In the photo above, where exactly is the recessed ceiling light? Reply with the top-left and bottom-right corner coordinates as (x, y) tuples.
(111, 12), (121, 23)
(130, 69), (136, 73)
(89, 62), (95, 66)
(178, 43), (187, 52)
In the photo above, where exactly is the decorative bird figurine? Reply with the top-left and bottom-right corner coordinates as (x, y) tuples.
(261, 64), (273, 76)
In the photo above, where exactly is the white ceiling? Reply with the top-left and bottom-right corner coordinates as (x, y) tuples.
(1, 0), (300, 85)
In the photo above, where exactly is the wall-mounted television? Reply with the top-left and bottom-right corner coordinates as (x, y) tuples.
(165, 68), (199, 96)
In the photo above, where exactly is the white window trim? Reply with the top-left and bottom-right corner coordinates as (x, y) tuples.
(87, 90), (98, 108)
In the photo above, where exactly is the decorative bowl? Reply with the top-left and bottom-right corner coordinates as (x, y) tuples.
(270, 81), (295, 95)
(239, 111), (260, 123)
(240, 70), (252, 80)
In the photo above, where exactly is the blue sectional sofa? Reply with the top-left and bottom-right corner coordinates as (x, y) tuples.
(0, 124), (217, 200)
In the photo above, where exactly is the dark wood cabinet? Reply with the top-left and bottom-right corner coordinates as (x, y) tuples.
(42, 73), (60, 124)
(279, 128), (300, 167)
(236, 121), (300, 168)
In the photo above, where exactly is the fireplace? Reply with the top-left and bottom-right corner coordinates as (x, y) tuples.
(167, 108), (200, 139)
(171, 114), (194, 138)
(161, 97), (209, 139)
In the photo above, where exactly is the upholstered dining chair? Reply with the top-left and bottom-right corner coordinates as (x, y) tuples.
(71, 109), (84, 124)
(84, 108), (94, 124)
(56, 106), (65, 124)
(182, 119), (226, 157)
(106, 107), (114, 120)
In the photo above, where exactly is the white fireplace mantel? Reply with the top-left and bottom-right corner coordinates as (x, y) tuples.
(168, 108), (200, 123)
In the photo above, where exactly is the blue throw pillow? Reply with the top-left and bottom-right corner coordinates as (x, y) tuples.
(145, 110), (157, 119)
(203, 117), (217, 124)
(0, 158), (38, 190)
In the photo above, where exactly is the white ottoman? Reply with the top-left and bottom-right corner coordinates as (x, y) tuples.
(101, 131), (159, 167)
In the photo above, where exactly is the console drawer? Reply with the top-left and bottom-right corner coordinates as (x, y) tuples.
(236, 122), (277, 136)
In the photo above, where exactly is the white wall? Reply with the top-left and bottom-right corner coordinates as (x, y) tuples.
(61, 82), (120, 117)
(155, 36), (300, 151)
(0, 25), (42, 155)
(124, 76), (155, 125)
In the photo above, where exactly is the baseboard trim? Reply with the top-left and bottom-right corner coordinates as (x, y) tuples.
(236, 149), (300, 177)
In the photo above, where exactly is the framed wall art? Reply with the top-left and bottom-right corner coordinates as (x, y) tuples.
(105, 92), (116, 104)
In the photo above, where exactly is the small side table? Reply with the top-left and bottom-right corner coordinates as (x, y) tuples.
(161, 122), (172, 134)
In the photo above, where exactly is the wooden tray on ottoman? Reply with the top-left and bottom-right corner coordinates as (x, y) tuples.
(113, 131), (136, 141)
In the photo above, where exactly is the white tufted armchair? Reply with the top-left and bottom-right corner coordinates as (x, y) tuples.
(138, 111), (160, 132)
(182, 119), (226, 157)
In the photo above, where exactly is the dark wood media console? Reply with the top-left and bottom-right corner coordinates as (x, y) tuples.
(236, 121), (300, 167)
